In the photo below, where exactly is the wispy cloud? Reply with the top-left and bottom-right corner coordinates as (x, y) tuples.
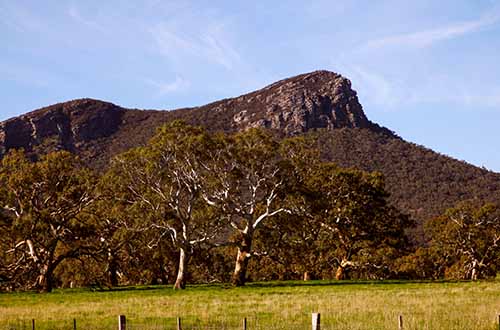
(150, 20), (242, 70)
(144, 76), (191, 95)
(331, 60), (402, 108)
(420, 79), (500, 108)
(349, 66), (399, 107)
(468, 89), (500, 107)
(67, 4), (106, 32)
(332, 61), (500, 111)
(0, 62), (57, 88)
(365, 12), (500, 49)
(305, 0), (351, 19)
(0, 2), (46, 33)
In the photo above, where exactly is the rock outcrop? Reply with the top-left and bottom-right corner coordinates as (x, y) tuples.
(0, 99), (124, 158)
(192, 70), (392, 135)
(230, 71), (371, 133)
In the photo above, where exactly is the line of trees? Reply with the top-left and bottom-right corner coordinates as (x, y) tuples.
(0, 122), (499, 292)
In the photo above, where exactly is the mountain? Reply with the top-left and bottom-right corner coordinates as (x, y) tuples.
(1, 70), (500, 232)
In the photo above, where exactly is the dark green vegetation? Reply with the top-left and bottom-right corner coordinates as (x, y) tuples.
(1, 281), (500, 330)
(1, 122), (499, 293)
(317, 129), (500, 232)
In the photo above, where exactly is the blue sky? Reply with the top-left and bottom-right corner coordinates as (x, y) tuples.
(1, 0), (500, 171)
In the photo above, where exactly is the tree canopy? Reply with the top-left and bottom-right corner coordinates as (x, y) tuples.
(0, 150), (96, 292)
(1, 123), (497, 292)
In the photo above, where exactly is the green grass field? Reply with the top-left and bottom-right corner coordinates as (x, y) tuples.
(1, 280), (500, 330)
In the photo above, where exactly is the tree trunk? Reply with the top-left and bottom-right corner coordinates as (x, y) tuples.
(336, 259), (354, 280)
(38, 264), (54, 293)
(303, 271), (311, 281)
(232, 233), (252, 286)
(335, 266), (345, 280)
(471, 260), (479, 281)
(232, 248), (250, 286)
(174, 247), (189, 290)
(108, 253), (119, 287)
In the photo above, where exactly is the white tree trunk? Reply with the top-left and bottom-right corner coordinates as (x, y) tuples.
(471, 259), (478, 281)
(174, 247), (188, 290)
(232, 247), (250, 286)
(232, 232), (253, 286)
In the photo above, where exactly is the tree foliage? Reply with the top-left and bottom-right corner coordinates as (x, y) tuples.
(109, 122), (225, 289)
(255, 158), (412, 281)
(202, 128), (293, 286)
(426, 202), (500, 280)
(2, 123), (494, 292)
(0, 150), (96, 292)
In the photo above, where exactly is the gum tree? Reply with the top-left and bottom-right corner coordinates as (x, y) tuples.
(112, 122), (224, 289)
(204, 129), (292, 286)
(0, 150), (96, 292)
(91, 170), (149, 287)
(427, 202), (500, 280)
(307, 165), (411, 280)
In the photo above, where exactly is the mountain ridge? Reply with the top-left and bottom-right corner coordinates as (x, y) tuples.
(1, 70), (499, 227)
(0, 71), (395, 165)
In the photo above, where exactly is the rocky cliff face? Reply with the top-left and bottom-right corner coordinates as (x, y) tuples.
(0, 70), (391, 161)
(193, 70), (391, 135)
(0, 99), (125, 158)
(230, 71), (371, 133)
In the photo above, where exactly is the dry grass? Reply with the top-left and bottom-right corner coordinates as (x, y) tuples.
(1, 280), (499, 330)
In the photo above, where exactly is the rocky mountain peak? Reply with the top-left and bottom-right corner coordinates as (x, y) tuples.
(206, 70), (378, 135)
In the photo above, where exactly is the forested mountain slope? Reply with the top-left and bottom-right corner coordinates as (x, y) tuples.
(315, 129), (500, 230)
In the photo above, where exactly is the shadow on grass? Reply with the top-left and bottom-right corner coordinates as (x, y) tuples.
(24, 278), (481, 296)
(83, 284), (171, 293)
(241, 279), (461, 289)
(80, 282), (234, 293)
(86, 279), (472, 293)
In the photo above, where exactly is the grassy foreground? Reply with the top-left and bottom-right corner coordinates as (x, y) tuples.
(1, 280), (500, 330)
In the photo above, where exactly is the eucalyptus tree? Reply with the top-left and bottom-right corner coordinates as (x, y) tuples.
(111, 122), (224, 289)
(204, 129), (293, 286)
(305, 164), (412, 279)
(427, 202), (500, 280)
(255, 135), (325, 280)
(91, 170), (150, 287)
(0, 150), (96, 292)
